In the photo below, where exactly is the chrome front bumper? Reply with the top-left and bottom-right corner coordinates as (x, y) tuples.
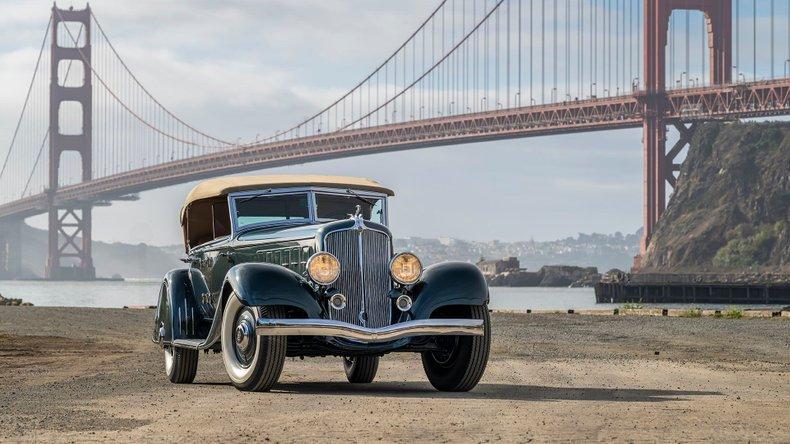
(255, 318), (485, 343)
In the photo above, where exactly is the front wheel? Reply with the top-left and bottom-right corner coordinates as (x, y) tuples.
(343, 356), (379, 383)
(221, 294), (286, 392)
(421, 305), (490, 392)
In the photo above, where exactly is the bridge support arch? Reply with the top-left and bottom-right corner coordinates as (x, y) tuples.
(638, 0), (732, 266)
(46, 5), (94, 280)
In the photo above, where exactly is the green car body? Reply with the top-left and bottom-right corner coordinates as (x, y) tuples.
(153, 175), (490, 391)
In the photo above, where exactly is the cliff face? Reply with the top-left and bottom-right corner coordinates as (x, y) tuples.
(641, 121), (789, 273)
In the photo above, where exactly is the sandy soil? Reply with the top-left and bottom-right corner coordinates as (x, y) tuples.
(0, 307), (788, 442)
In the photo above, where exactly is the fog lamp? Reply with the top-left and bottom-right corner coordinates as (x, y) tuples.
(389, 252), (422, 285)
(307, 252), (341, 285)
(329, 293), (347, 310)
(395, 294), (413, 312)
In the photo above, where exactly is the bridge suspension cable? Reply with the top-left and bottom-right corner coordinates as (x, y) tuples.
(0, 16), (52, 201)
(0, 17), (51, 184)
(88, 11), (232, 147)
(2, 0), (789, 211)
(22, 24), (85, 199)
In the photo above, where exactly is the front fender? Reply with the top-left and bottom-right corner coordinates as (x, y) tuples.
(410, 261), (489, 319)
(153, 269), (205, 344)
(223, 263), (322, 318)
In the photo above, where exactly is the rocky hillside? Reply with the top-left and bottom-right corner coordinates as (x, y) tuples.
(487, 265), (601, 287)
(641, 121), (789, 273)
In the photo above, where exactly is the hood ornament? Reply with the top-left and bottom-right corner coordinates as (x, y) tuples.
(349, 205), (365, 231)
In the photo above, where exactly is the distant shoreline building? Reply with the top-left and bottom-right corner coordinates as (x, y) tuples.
(475, 256), (521, 276)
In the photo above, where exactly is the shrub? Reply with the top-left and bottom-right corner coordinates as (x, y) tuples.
(679, 308), (702, 318)
(713, 223), (780, 268)
(723, 307), (743, 319)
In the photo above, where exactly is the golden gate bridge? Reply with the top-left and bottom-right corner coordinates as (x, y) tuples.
(0, 0), (788, 279)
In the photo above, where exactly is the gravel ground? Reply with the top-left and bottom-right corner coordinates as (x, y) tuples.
(1, 307), (788, 442)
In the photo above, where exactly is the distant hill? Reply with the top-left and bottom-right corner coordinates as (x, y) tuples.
(18, 224), (183, 279)
(395, 231), (639, 271)
(641, 121), (789, 273)
(14, 224), (639, 279)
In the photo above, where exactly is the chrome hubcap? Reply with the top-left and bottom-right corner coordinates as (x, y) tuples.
(235, 322), (252, 350)
(233, 310), (256, 367)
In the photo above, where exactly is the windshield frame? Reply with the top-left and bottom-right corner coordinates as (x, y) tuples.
(227, 186), (388, 236)
(312, 188), (388, 225)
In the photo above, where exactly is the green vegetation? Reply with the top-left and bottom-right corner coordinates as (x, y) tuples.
(621, 302), (644, 310)
(712, 221), (786, 269)
(679, 308), (703, 318)
(723, 307), (743, 319)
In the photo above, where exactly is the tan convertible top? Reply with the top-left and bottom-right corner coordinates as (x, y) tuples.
(180, 175), (394, 223)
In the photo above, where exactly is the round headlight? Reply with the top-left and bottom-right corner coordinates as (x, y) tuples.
(307, 252), (341, 285)
(389, 252), (423, 285)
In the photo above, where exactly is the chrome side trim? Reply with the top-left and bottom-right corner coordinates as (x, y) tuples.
(255, 318), (484, 343)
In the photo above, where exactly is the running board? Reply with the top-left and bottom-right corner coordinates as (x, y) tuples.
(172, 338), (209, 349)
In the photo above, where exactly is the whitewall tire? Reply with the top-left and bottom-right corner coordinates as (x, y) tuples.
(221, 293), (286, 391)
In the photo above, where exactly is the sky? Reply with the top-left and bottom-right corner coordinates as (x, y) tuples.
(0, 0), (658, 245)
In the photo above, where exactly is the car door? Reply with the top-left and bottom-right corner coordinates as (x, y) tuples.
(189, 241), (232, 308)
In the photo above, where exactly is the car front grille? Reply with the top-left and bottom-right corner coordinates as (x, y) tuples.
(323, 227), (392, 328)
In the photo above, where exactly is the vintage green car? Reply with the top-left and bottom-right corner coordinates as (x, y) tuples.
(153, 175), (490, 392)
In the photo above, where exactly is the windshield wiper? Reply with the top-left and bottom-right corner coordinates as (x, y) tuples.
(237, 189), (272, 203)
(345, 188), (374, 206)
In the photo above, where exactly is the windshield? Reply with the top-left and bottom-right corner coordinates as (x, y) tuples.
(234, 193), (309, 228)
(315, 192), (384, 224)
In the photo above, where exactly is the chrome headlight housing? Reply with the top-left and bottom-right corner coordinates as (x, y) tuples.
(306, 252), (341, 285)
(389, 252), (423, 285)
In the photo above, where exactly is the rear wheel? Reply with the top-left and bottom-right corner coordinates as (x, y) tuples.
(164, 345), (198, 384)
(421, 305), (490, 392)
(343, 356), (379, 383)
(221, 294), (286, 392)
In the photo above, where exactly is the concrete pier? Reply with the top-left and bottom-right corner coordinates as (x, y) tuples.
(595, 280), (790, 305)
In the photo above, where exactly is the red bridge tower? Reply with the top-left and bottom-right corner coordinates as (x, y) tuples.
(46, 5), (95, 279)
(638, 0), (732, 265)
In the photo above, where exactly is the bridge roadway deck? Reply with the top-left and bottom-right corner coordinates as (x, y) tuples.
(1, 79), (787, 221)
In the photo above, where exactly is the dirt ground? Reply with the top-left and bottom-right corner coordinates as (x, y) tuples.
(0, 307), (788, 442)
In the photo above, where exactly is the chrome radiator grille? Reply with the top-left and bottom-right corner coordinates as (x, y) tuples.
(323, 228), (392, 328)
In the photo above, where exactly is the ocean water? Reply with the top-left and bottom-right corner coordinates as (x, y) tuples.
(0, 280), (781, 310)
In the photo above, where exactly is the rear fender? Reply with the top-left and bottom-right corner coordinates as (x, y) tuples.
(152, 269), (206, 344)
(410, 262), (489, 319)
(223, 263), (322, 318)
